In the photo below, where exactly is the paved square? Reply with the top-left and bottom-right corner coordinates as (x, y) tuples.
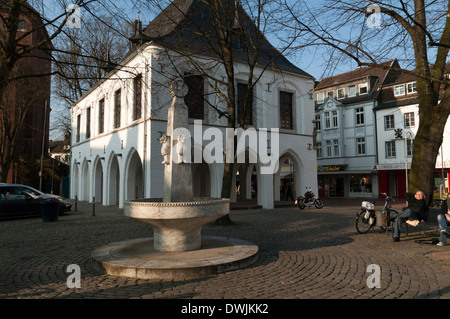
(1, 199), (449, 299)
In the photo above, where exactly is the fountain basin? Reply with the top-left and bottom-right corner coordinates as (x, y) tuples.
(124, 198), (229, 252)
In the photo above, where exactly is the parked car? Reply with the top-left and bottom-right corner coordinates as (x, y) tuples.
(0, 183), (72, 219)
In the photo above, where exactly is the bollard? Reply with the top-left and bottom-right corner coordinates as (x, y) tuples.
(75, 195), (78, 212)
(92, 196), (96, 216)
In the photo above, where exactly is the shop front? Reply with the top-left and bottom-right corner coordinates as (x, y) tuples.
(317, 165), (377, 198)
(377, 163), (449, 199)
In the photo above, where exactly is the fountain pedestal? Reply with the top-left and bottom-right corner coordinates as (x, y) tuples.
(124, 198), (229, 252)
(91, 79), (258, 280)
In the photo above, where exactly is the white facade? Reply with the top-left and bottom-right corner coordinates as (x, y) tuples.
(315, 96), (378, 197)
(70, 43), (318, 209)
(375, 103), (450, 196)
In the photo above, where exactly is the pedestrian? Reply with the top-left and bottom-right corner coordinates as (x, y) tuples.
(437, 195), (450, 246)
(280, 184), (286, 201)
(392, 190), (427, 242)
(286, 183), (294, 201)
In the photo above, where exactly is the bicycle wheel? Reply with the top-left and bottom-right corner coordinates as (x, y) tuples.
(356, 210), (374, 234)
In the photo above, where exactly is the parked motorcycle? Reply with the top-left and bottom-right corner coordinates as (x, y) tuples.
(295, 187), (324, 209)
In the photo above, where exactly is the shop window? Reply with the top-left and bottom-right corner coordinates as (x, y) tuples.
(350, 175), (372, 194)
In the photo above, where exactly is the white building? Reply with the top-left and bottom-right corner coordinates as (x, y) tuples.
(70, 0), (318, 209)
(314, 60), (400, 198)
(375, 72), (450, 198)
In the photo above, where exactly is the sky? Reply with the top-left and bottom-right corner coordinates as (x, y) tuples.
(40, 0), (434, 140)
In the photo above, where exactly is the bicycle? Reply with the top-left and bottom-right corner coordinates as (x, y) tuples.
(355, 192), (399, 234)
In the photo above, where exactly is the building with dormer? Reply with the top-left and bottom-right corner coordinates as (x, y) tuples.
(375, 68), (450, 198)
(314, 60), (401, 198)
(69, 0), (318, 209)
(315, 60), (450, 199)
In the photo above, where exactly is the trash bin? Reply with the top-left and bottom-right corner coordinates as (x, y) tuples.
(40, 202), (60, 222)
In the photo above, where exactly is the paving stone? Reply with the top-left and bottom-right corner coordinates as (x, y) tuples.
(1, 198), (450, 300)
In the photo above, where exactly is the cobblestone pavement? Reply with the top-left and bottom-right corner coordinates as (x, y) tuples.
(1, 198), (450, 300)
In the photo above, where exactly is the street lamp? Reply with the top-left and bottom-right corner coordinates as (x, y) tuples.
(405, 131), (413, 193)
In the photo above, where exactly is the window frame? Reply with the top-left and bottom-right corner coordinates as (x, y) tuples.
(359, 83), (368, 95)
(85, 107), (91, 139)
(355, 107), (364, 125)
(384, 114), (394, 130)
(324, 112), (331, 129)
(385, 141), (396, 158)
(357, 137), (366, 155)
(394, 84), (405, 96)
(114, 89), (121, 129)
(348, 85), (356, 97)
(333, 139), (339, 157)
(407, 82), (417, 94)
(133, 74), (142, 121)
(317, 92), (324, 104)
(76, 114), (81, 143)
(184, 74), (205, 120)
(332, 110), (338, 127)
(279, 91), (294, 130)
(98, 98), (105, 134)
(314, 114), (321, 131)
(337, 88), (345, 100)
(326, 140), (332, 157)
(237, 82), (253, 126)
(404, 112), (415, 128)
(316, 142), (322, 158)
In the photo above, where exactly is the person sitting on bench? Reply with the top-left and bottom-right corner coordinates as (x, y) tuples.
(436, 195), (450, 247)
(393, 190), (427, 242)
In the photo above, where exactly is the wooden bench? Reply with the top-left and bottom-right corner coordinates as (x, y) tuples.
(383, 207), (442, 237)
(403, 207), (442, 236)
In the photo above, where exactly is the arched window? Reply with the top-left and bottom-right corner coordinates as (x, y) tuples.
(17, 20), (27, 31)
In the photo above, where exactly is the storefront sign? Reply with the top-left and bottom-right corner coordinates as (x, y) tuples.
(318, 165), (347, 172)
(376, 163), (410, 170)
(377, 162), (450, 170)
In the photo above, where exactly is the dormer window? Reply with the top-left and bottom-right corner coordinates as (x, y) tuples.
(348, 85), (356, 97)
(317, 92), (324, 104)
(17, 20), (27, 31)
(359, 83), (368, 95)
(394, 84), (405, 96)
(407, 82), (417, 94)
(337, 88), (345, 99)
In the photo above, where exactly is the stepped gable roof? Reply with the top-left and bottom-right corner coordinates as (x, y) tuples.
(315, 60), (400, 95)
(140, 0), (313, 78)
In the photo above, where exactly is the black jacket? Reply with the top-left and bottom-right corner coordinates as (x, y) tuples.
(405, 192), (427, 218)
(441, 196), (450, 215)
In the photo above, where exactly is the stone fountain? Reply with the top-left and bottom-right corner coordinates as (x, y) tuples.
(91, 79), (259, 280)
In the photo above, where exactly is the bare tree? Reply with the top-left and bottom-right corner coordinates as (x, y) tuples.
(279, 0), (450, 203)
(0, 0), (90, 182)
(141, 0), (304, 220)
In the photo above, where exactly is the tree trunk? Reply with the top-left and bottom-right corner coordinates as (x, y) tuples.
(409, 85), (450, 205)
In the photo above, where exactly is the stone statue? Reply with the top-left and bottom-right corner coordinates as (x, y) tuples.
(160, 135), (171, 165)
(177, 134), (185, 163)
